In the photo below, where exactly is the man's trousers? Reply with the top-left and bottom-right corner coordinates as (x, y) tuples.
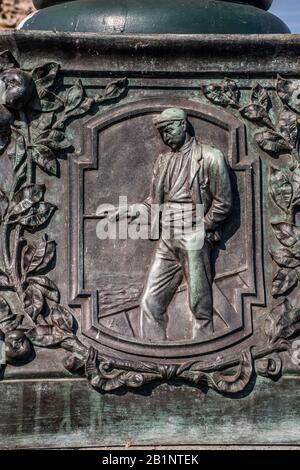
(140, 237), (213, 341)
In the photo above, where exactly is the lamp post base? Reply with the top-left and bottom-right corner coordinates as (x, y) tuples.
(19, 0), (290, 34)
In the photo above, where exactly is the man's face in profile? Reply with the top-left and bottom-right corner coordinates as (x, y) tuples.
(159, 119), (187, 151)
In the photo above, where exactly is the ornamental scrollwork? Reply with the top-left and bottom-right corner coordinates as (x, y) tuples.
(85, 347), (254, 394)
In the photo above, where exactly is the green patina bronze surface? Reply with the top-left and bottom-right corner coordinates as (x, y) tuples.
(0, 377), (299, 448)
(0, 30), (298, 449)
(19, 0), (290, 34)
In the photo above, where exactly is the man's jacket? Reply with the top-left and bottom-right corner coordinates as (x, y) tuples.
(143, 138), (232, 241)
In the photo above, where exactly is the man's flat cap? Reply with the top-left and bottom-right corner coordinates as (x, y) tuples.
(153, 108), (187, 128)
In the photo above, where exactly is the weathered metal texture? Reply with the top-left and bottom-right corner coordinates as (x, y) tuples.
(0, 31), (299, 447)
(19, 0), (290, 34)
(0, 377), (300, 449)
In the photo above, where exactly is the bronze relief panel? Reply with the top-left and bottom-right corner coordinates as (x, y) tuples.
(0, 50), (299, 395)
(70, 98), (263, 362)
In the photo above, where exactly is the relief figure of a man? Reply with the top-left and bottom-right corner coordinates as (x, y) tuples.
(107, 108), (232, 341)
(139, 108), (232, 341)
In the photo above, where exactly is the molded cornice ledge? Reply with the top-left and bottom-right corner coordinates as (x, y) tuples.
(1, 31), (300, 75)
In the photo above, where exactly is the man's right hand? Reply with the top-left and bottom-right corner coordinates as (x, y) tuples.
(205, 230), (215, 244)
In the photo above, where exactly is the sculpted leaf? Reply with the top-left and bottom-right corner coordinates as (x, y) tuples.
(65, 97), (94, 118)
(11, 134), (26, 172)
(0, 135), (9, 153)
(203, 84), (230, 107)
(291, 165), (300, 206)
(0, 266), (8, 278)
(251, 83), (270, 109)
(256, 130), (291, 155)
(8, 184), (45, 220)
(272, 222), (300, 247)
(12, 119), (28, 133)
(0, 188), (8, 220)
(0, 297), (10, 317)
(23, 285), (44, 320)
(265, 297), (300, 343)
(221, 79), (240, 107)
(31, 62), (60, 90)
(23, 235), (55, 276)
(278, 110), (299, 147)
(277, 76), (300, 114)
(64, 80), (84, 113)
(27, 324), (71, 347)
(27, 275), (59, 303)
(0, 296), (20, 333)
(277, 76), (291, 105)
(34, 112), (54, 131)
(50, 305), (74, 333)
(30, 89), (64, 113)
(12, 167), (27, 195)
(272, 267), (298, 297)
(0, 276), (10, 287)
(63, 354), (86, 372)
(97, 78), (128, 103)
(0, 50), (19, 71)
(269, 166), (292, 212)
(270, 247), (300, 268)
(37, 130), (70, 151)
(18, 202), (55, 228)
(240, 104), (273, 128)
(27, 305), (74, 347)
(291, 245), (300, 258)
(203, 79), (239, 108)
(32, 145), (57, 176)
(49, 130), (70, 149)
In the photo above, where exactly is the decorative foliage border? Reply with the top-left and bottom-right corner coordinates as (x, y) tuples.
(0, 53), (299, 395)
(203, 78), (300, 304)
(203, 77), (300, 369)
(0, 50), (128, 378)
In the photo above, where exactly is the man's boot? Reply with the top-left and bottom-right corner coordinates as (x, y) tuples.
(139, 308), (168, 341)
(192, 318), (214, 340)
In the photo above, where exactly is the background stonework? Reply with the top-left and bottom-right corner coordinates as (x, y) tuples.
(0, 0), (34, 30)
